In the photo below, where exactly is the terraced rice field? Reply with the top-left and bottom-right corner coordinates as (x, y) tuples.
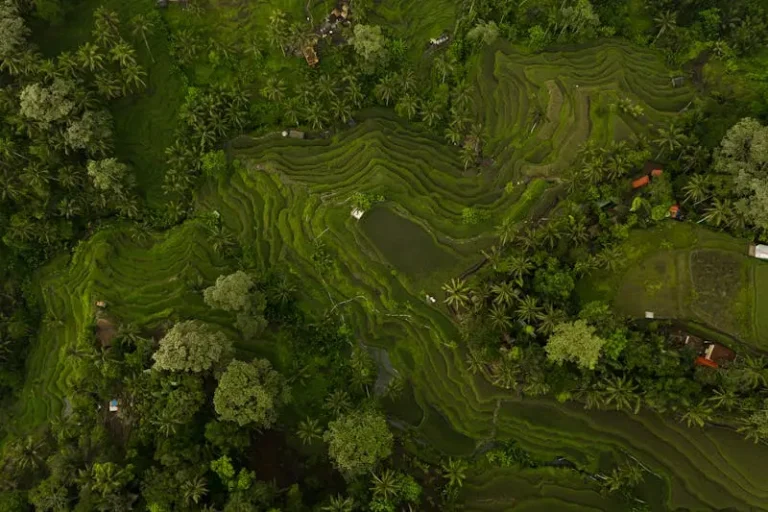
(472, 40), (694, 182)
(21, 43), (768, 509)
(579, 221), (768, 351)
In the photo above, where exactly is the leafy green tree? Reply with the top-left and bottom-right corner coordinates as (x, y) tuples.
(201, 150), (228, 177)
(545, 320), (606, 370)
(323, 409), (393, 476)
(467, 20), (499, 46)
(152, 320), (233, 372)
(351, 24), (388, 66)
(214, 359), (291, 428)
(204, 271), (257, 312)
(19, 79), (76, 126)
(714, 118), (768, 232)
(64, 109), (113, 155)
(0, 1), (28, 61)
(86, 158), (131, 195)
(29, 477), (69, 511)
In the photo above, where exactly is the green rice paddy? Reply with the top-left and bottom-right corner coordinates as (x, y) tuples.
(579, 221), (768, 351)
(18, 37), (768, 509)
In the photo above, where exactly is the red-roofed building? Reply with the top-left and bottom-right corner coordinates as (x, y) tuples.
(632, 176), (650, 189)
(651, 168), (663, 177)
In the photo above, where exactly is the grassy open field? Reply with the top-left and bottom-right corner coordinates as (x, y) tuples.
(578, 221), (768, 351)
(472, 40), (694, 183)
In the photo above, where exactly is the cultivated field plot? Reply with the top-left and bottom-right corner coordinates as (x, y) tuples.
(579, 222), (768, 350)
(473, 40), (693, 182)
(20, 57), (768, 511)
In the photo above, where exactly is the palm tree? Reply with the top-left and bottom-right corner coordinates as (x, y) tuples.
(506, 255), (533, 287)
(420, 100), (442, 127)
(374, 75), (396, 105)
(323, 494), (355, 512)
(536, 303), (565, 335)
(600, 375), (640, 413)
(95, 73), (122, 99)
(605, 154), (628, 181)
(267, 10), (289, 55)
(738, 410), (768, 444)
(261, 77), (286, 102)
(445, 125), (463, 145)
(653, 123), (685, 159)
(432, 54), (454, 83)
(180, 475), (208, 506)
(735, 355), (767, 390)
(331, 97), (352, 124)
(441, 458), (468, 488)
(121, 62), (146, 93)
(682, 174), (710, 205)
(442, 278), (470, 311)
(515, 228), (538, 254)
(488, 304), (512, 331)
(465, 348), (487, 375)
(653, 10), (677, 44)
(109, 42), (136, 67)
(491, 281), (518, 308)
(305, 102), (327, 131)
(77, 42), (104, 71)
(324, 390), (351, 416)
(703, 197), (732, 227)
(515, 295), (541, 324)
(297, 417), (323, 445)
(347, 81), (364, 109)
(708, 387), (737, 411)
(283, 98), (300, 126)
(461, 144), (477, 169)
(8, 435), (46, 475)
(316, 74), (336, 100)
(576, 385), (605, 410)
(680, 401), (713, 428)
(130, 14), (155, 62)
(540, 222), (561, 250)
(396, 94), (419, 120)
(371, 469), (400, 501)
(399, 69), (416, 94)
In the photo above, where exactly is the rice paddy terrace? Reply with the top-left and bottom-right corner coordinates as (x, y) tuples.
(21, 42), (768, 510)
(473, 40), (693, 181)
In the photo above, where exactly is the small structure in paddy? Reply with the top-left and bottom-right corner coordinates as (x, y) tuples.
(351, 208), (365, 220)
(748, 244), (768, 260)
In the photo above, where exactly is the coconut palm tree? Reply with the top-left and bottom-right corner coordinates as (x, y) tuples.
(465, 348), (487, 375)
(95, 73), (123, 99)
(653, 10), (677, 44)
(316, 74), (336, 100)
(283, 97), (300, 126)
(180, 475), (208, 506)
(77, 42), (104, 71)
(682, 174), (710, 205)
(653, 123), (685, 159)
(374, 74), (396, 106)
(735, 355), (767, 390)
(420, 100), (442, 127)
(461, 144), (477, 169)
(323, 495), (355, 512)
(708, 387), (737, 411)
(267, 10), (289, 55)
(331, 97), (352, 123)
(680, 401), (713, 428)
(432, 54), (454, 83)
(540, 222), (561, 250)
(442, 278), (470, 311)
(399, 69), (417, 94)
(305, 102), (327, 131)
(703, 197), (732, 227)
(488, 304), (512, 331)
(324, 390), (351, 416)
(445, 125), (463, 145)
(515, 295), (541, 324)
(536, 303), (565, 336)
(347, 81), (364, 109)
(121, 62), (146, 93)
(109, 42), (136, 68)
(371, 469), (400, 501)
(491, 281), (518, 308)
(600, 375), (640, 413)
(297, 417), (323, 445)
(506, 254), (533, 287)
(441, 458), (468, 488)
(261, 77), (286, 102)
(130, 14), (155, 62)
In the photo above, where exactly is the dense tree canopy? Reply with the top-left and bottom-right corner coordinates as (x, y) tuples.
(324, 409), (393, 476)
(152, 320), (233, 373)
(213, 359), (291, 428)
(545, 320), (606, 370)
